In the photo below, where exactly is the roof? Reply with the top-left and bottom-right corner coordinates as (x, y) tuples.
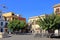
(53, 4), (60, 8)
(29, 14), (47, 19)
(18, 17), (26, 21)
(2, 12), (14, 17)
(3, 12), (14, 14)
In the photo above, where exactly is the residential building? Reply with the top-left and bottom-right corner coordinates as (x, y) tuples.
(2, 12), (26, 33)
(28, 15), (45, 24)
(2, 12), (26, 22)
(53, 4), (60, 36)
(28, 15), (47, 34)
(2, 12), (18, 34)
(0, 11), (7, 38)
(18, 15), (26, 22)
(2, 12), (18, 21)
(53, 4), (60, 15)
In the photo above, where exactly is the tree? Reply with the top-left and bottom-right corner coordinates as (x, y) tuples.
(37, 14), (60, 37)
(37, 14), (60, 31)
(7, 19), (26, 32)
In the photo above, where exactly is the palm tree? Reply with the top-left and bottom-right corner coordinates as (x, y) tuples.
(37, 14), (60, 37)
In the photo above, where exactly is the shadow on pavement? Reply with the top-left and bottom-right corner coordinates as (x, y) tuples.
(33, 33), (60, 39)
(13, 33), (32, 35)
(3, 34), (12, 38)
(51, 36), (60, 39)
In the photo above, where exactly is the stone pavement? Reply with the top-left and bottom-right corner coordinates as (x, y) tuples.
(0, 34), (60, 40)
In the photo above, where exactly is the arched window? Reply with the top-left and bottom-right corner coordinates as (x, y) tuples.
(5, 23), (8, 28)
(1, 28), (3, 32)
(1, 22), (3, 26)
(0, 16), (1, 18)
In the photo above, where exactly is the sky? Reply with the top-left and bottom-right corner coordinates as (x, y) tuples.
(0, 0), (60, 22)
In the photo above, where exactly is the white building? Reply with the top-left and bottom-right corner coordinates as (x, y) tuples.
(0, 11), (7, 38)
(53, 4), (60, 36)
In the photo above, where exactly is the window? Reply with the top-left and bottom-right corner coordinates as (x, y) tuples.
(1, 28), (3, 32)
(1, 22), (3, 26)
(12, 13), (14, 15)
(6, 23), (8, 26)
(0, 16), (1, 18)
(57, 8), (59, 12)
(4, 17), (7, 21)
(13, 17), (14, 20)
(5, 23), (8, 28)
(55, 8), (60, 14)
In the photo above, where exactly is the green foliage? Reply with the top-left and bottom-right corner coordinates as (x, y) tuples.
(7, 19), (26, 32)
(37, 14), (60, 30)
(20, 21), (26, 28)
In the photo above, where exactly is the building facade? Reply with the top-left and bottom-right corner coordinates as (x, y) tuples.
(53, 4), (60, 15)
(2, 12), (26, 33)
(18, 16), (26, 22)
(0, 11), (8, 38)
(2, 12), (26, 22)
(2, 12), (18, 21)
(53, 4), (60, 36)
(28, 15), (46, 34)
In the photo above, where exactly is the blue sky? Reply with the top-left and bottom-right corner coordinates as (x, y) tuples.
(0, 0), (60, 22)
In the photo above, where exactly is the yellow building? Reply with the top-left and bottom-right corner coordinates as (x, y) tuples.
(28, 15), (46, 24)
(2, 12), (18, 21)
(28, 15), (46, 34)
(2, 12), (26, 33)
(2, 12), (18, 35)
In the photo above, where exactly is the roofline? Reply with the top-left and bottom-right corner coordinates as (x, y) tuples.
(53, 3), (60, 8)
(28, 14), (47, 19)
